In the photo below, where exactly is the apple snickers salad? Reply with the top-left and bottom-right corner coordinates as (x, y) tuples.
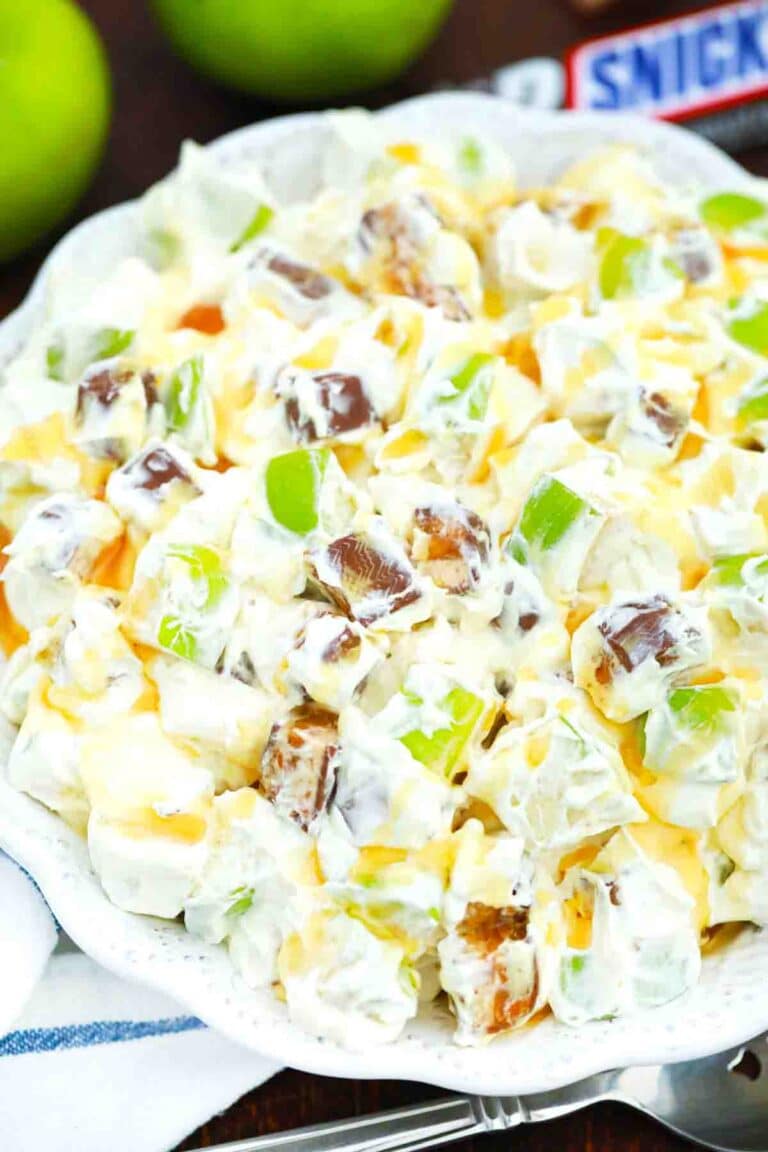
(2, 113), (768, 1048)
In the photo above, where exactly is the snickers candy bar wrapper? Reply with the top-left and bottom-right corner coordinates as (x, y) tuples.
(566, 0), (768, 152)
(476, 2), (768, 155)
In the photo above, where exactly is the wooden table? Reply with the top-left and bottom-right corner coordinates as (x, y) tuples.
(1, 2), (763, 1149)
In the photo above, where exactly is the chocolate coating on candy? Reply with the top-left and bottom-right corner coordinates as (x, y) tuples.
(141, 371), (159, 408)
(76, 368), (160, 462)
(412, 503), (490, 594)
(518, 610), (540, 633)
(321, 621), (362, 663)
(454, 903), (539, 1034)
(121, 445), (198, 496)
(291, 614), (362, 664)
(490, 578), (542, 638)
(359, 199), (471, 322)
(671, 228), (716, 284)
(641, 391), (686, 447)
(410, 282), (471, 322)
(285, 372), (374, 441)
(218, 649), (257, 687)
(76, 368), (133, 414)
(314, 534), (422, 625)
(267, 253), (333, 300)
(595, 594), (693, 683)
(259, 703), (340, 831)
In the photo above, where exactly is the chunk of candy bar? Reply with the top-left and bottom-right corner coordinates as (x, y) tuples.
(281, 371), (375, 442)
(74, 368), (159, 462)
(572, 595), (710, 721)
(106, 441), (200, 532)
(411, 502), (490, 594)
(311, 529), (426, 627)
(267, 253), (334, 300)
(259, 703), (340, 832)
(439, 902), (540, 1040)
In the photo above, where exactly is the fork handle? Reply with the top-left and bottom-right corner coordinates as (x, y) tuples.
(193, 1095), (489, 1152)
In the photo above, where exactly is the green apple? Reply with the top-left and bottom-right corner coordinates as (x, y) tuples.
(728, 299), (768, 356)
(700, 192), (766, 233)
(265, 447), (331, 535)
(517, 476), (593, 554)
(150, 0), (453, 103)
(438, 352), (495, 422)
(597, 228), (649, 299)
(399, 685), (484, 779)
(0, 0), (111, 262)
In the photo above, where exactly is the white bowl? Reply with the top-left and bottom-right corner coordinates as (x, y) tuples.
(0, 92), (763, 1095)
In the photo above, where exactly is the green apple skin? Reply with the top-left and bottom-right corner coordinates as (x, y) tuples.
(150, 0), (454, 103)
(0, 0), (111, 262)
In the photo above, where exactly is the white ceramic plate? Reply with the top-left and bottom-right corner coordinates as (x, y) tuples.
(0, 92), (764, 1095)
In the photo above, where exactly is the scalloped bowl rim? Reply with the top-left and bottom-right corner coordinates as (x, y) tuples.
(0, 92), (764, 1095)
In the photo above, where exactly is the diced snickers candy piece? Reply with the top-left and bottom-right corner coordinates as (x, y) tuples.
(639, 391), (687, 449)
(76, 367), (132, 413)
(121, 444), (197, 495)
(596, 595), (691, 678)
(311, 532), (423, 626)
(265, 252), (334, 300)
(282, 371), (375, 442)
(259, 703), (340, 831)
(440, 902), (539, 1038)
(411, 503), (491, 594)
(572, 594), (710, 721)
(106, 441), (200, 532)
(359, 199), (471, 321)
(74, 368), (158, 462)
(409, 281), (471, 322)
(670, 228), (719, 285)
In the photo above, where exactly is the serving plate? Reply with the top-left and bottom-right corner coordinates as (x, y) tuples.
(0, 92), (764, 1094)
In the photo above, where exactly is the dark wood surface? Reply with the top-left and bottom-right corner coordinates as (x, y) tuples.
(1, 2), (764, 1149)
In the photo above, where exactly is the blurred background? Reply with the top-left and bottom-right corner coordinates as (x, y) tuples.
(4, 0), (768, 318)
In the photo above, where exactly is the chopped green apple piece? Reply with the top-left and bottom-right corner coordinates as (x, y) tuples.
(46, 341), (65, 381)
(710, 552), (768, 588)
(226, 886), (255, 918)
(400, 685), (484, 778)
(157, 614), (198, 662)
(265, 447), (331, 535)
(710, 554), (754, 587)
(166, 355), (205, 432)
(597, 227), (648, 299)
(93, 327), (135, 361)
(457, 137), (483, 178)
(166, 543), (229, 609)
(517, 475), (593, 554)
(711, 553), (768, 587)
(700, 192), (766, 232)
(737, 378), (768, 427)
(667, 685), (736, 735)
(438, 352), (495, 421)
(559, 951), (594, 1000)
(727, 300), (768, 356)
(230, 203), (274, 252)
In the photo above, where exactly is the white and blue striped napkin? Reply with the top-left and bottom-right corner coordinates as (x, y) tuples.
(0, 851), (279, 1152)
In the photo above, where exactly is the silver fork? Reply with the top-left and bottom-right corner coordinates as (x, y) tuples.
(193, 1035), (768, 1152)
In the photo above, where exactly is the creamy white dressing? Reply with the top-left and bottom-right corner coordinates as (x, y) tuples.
(2, 115), (768, 1048)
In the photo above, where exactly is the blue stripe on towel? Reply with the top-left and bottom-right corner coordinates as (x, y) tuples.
(0, 1015), (206, 1057)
